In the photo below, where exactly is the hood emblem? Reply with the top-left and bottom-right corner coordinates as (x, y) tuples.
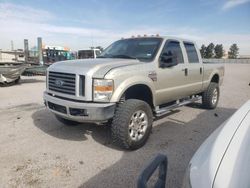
(148, 71), (157, 82)
(55, 79), (64, 87)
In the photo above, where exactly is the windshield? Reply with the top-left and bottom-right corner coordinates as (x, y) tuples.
(98, 38), (162, 61)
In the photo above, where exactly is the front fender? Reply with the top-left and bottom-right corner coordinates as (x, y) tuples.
(110, 76), (156, 105)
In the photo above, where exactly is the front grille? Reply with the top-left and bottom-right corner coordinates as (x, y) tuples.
(48, 71), (76, 95)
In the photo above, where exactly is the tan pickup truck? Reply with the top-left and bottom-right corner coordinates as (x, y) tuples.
(44, 36), (224, 150)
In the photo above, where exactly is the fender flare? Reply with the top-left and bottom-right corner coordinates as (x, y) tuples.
(110, 76), (156, 106)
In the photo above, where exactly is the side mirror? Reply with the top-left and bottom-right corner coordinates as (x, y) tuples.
(160, 54), (178, 68)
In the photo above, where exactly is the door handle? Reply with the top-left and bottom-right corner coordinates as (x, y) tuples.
(182, 68), (188, 76)
(200, 67), (202, 74)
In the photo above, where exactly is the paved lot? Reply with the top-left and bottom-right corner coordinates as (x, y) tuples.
(0, 64), (249, 188)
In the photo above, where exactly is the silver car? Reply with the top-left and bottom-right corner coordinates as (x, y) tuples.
(183, 100), (250, 188)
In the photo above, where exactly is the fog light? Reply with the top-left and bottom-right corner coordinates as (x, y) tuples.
(69, 108), (88, 116)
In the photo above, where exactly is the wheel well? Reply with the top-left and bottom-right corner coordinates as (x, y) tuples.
(122, 84), (154, 108)
(211, 74), (219, 83)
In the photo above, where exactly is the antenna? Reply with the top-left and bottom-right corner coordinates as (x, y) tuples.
(11, 40), (14, 51)
(91, 33), (94, 49)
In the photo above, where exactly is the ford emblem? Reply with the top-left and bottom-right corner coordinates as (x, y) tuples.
(55, 79), (64, 87)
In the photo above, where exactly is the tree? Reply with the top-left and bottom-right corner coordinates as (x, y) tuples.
(228, 44), (239, 59)
(205, 43), (215, 58)
(200, 44), (206, 58)
(214, 44), (224, 58)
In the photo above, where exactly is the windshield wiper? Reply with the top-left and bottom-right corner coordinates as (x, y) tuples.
(111, 54), (137, 59)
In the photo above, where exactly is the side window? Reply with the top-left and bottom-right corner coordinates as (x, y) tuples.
(184, 42), (199, 63)
(161, 41), (184, 64)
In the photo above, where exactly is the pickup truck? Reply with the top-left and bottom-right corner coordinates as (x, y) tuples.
(78, 49), (101, 59)
(43, 36), (224, 150)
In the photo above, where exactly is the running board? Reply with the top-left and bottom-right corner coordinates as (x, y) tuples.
(155, 96), (202, 117)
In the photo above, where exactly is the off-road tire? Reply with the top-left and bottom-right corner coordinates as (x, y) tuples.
(55, 115), (79, 126)
(111, 99), (153, 150)
(202, 82), (219, 109)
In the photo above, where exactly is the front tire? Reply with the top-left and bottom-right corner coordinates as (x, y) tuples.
(111, 99), (153, 150)
(55, 115), (79, 126)
(202, 82), (219, 109)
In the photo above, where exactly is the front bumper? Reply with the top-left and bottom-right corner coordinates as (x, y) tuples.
(43, 92), (116, 123)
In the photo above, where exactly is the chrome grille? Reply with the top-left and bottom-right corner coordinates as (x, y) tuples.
(48, 71), (76, 95)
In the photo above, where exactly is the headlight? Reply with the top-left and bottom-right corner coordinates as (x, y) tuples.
(93, 79), (113, 102)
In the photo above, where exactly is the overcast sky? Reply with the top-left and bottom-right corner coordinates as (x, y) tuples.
(0, 0), (249, 54)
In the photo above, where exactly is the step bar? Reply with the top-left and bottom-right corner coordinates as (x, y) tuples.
(155, 95), (202, 117)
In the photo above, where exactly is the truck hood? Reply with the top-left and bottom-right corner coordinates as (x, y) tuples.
(48, 58), (142, 78)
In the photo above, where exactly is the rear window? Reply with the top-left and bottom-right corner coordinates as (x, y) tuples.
(184, 42), (199, 63)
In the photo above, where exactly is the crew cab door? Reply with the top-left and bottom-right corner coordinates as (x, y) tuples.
(155, 40), (190, 105)
(183, 42), (203, 94)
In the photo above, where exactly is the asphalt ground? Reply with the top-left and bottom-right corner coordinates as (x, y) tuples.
(0, 63), (249, 188)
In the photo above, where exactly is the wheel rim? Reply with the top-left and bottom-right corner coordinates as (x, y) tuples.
(128, 110), (148, 141)
(212, 88), (218, 105)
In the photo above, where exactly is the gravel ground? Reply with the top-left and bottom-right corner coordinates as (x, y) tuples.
(0, 64), (249, 188)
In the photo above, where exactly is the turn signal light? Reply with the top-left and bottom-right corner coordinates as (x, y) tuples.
(94, 85), (113, 92)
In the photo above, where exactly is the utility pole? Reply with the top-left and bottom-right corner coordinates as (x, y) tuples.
(11, 40), (17, 61)
(37, 37), (43, 65)
(24, 39), (29, 63)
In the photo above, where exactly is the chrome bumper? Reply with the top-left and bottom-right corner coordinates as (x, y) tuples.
(43, 92), (116, 123)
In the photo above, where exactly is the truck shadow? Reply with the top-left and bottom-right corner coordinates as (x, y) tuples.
(32, 105), (236, 187)
(80, 106), (236, 188)
(32, 108), (123, 150)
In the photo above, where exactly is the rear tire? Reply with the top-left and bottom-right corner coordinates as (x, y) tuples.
(111, 99), (153, 150)
(202, 82), (219, 109)
(55, 115), (79, 126)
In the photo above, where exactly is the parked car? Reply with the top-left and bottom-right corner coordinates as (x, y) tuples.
(183, 100), (250, 188)
(43, 35), (224, 150)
